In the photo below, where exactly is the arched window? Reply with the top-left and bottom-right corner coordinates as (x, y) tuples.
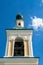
(14, 37), (24, 56)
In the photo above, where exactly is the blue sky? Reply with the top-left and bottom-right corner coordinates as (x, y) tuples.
(0, 0), (43, 65)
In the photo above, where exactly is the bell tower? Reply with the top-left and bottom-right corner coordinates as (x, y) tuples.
(5, 14), (33, 57)
(3, 14), (39, 65)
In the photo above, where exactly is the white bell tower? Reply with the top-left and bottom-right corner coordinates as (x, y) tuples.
(3, 14), (39, 65)
(5, 14), (33, 57)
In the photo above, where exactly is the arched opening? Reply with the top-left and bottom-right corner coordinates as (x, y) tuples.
(14, 37), (24, 56)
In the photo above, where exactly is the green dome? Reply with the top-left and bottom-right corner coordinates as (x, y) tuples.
(16, 14), (23, 20)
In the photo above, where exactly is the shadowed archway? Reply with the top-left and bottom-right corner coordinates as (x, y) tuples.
(14, 37), (24, 56)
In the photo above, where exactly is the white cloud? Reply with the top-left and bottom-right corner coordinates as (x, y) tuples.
(31, 16), (43, 30)
(41, 0), (43, 3)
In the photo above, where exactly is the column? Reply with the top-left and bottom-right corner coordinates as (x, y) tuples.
(28, 35), (33, 57)
(7, 39), (13, 57)
(24, 40), (29, 56)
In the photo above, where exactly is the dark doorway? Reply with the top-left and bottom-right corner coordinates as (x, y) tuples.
(14, 37), (24, 56)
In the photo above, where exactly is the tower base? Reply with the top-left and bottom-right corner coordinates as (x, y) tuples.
(0, 57), (39, 65)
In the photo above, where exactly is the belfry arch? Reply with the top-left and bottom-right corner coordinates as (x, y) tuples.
(14, 37), (24, 56)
